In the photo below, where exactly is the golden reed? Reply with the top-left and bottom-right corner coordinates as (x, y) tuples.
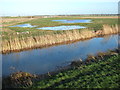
(1, 25), (119, 54)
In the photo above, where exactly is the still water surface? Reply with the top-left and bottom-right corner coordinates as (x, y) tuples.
(52, 19), (92, 23)
(37, 25), (86, 30)
(9, 24), (36, 28)
(2, 35), (118, 76)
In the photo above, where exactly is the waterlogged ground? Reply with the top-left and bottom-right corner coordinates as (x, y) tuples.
(2, 34), (118, 77)
(9, 19), (90, 30)
(2, 17), (118, 40)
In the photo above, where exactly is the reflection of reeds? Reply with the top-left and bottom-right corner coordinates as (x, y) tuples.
(1, 25), (119, 54)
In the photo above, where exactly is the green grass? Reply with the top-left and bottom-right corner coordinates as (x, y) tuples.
(32, 55), (120, 88)
(15, 17), (118, 30)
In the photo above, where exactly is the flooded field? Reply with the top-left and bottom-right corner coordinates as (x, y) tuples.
(37, 19), (91, 30)
(2, 34), (118, 77)
(9, 19), (91, 30)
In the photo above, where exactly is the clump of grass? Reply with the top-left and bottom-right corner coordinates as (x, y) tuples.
(3, 72), (37, 88)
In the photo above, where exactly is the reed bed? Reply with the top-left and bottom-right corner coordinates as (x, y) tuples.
(1, 25), (119, 54)
(102, 24), (118, 35)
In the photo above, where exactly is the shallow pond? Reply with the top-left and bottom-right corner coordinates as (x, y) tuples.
(2, 35), (118, 76)
(37, 25), (86, 30)
(52, 19), (92, 23)
(9, 24), (36, 28)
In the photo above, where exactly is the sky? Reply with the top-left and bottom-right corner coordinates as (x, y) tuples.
(0, 0), (119, 16)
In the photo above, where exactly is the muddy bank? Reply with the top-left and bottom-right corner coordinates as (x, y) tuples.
(1, 24), (118, 54)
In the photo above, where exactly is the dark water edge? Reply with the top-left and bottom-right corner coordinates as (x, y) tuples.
(0, 77), (2, 90)
(2, 34), (118, 77)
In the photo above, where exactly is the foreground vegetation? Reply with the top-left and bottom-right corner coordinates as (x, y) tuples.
(32, 52), (120, 88)
(3, 50), (120, 88)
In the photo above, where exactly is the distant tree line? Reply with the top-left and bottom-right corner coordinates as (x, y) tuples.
(2, 14), (119, 18)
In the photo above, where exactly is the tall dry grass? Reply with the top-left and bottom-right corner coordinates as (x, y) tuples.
(102, 24), (118, 35)
(1, 24), (119, 54)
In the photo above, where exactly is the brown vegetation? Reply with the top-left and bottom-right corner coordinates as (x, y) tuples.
(1, 24), (119, 54)
(3, 72), (37, 88)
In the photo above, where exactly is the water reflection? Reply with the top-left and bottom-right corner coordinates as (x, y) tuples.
(9, 24), (36, 28)
(52, 19), (92, 23)
(37, 25), (86, 30)
(2, 35), (118, 76)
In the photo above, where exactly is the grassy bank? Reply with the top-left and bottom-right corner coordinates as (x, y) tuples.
(31, 51), (120, 88)
(1, 16), (118, 53)
(1, 24), (118, 54)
